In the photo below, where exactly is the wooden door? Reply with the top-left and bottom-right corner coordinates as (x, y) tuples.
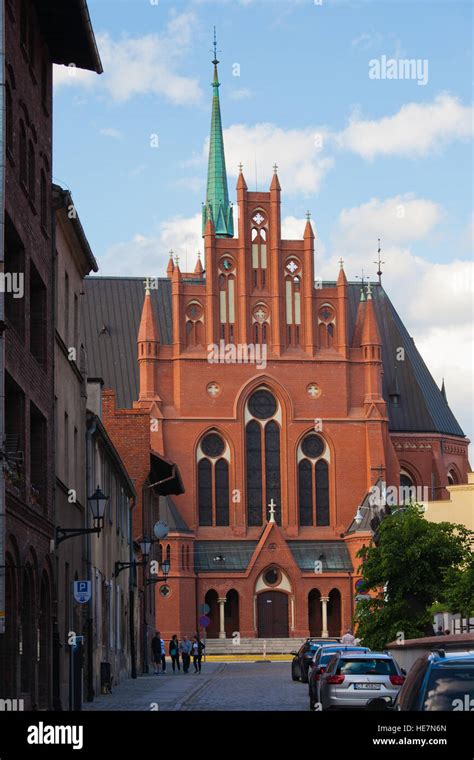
(257, 591), (289, 637)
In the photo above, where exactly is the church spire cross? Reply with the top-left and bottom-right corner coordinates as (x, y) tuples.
(238, 162), (243, 173)
(202, 29), (234, 239)
(273, 163), (278, 174)
(305, 210), (311, 220)
(374, 238), (385, 285)
(268, 499), (277, 524)
(339, 257), (344, 270)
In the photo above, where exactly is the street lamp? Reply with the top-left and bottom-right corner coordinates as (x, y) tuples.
(56, 485), (109, 546)
(115, 535), (152, 577)
(139, 535), (153, 559)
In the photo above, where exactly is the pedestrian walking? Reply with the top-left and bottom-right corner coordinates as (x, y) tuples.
(192, 634), (205, 673)
(340, 628), (356, 645)
(169, 634), (180, 673)
(179, 636), (192, 673)
(435, 625), (444, 636)
(151, 631), (162, 675)
(157, 630), (166, 673)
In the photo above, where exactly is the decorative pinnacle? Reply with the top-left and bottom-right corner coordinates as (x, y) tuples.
(305, 210), (311, 220)
(339, 257), (344, 270)
(273, 163), (278, 174)
(238, 162), (243, 173)
(174, 253), (180, 267)
(366, 280), (373, 300)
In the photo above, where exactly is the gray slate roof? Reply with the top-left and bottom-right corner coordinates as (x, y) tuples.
(158, 495), (192, 534)
(287, 541), (353, 572)
(193, 540), (352, 572)
(82, 277), (464, 437)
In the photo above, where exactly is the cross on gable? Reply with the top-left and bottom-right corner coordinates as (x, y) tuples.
(307, 384), (318, 398)
(268, 499), (277, 523)
(208, 383), (219, 397)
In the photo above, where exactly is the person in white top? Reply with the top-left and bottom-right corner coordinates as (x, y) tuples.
(340, 628), (357, 645)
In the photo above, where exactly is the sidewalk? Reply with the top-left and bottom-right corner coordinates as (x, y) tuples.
(82, 664), (224, 711)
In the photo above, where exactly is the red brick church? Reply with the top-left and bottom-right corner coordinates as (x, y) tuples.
(83, 50), (470, 642)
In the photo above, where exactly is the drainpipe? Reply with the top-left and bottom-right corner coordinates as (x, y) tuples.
(85, 418), (97, 702)
(0, 0), (6, 641)
(129, 496), (137, 679)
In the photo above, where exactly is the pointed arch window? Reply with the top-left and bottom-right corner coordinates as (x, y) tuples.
(197, 432), (230, 526)
(218, 257), (236, 343)
(285, 261), (302, 346)
(245, 389), (281, 526)
(251, 210), (268, 290)
(298, 433), (330, 526)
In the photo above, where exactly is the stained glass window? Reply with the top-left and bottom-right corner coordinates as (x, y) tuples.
(201, 432), (225, 458)
(246, 420), (262, 526)
(248, 389), (277, 420)
(215, 458), (229, 526)
(265, 421), (281, 524)
(298, 459), (313, 526)
(198, 459), (212, 526)
(316, 459), (330, 526)
(302, 434), (324, 459)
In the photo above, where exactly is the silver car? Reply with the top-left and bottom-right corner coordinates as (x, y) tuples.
(318, 651), (405, 710)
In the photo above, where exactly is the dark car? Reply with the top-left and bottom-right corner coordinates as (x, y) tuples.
(291, 638), (340, 683)
(367, 650), (474, 711)
(308, 645), (371, 710)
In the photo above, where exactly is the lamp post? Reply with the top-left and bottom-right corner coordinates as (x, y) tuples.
(55, 486), (108, 546)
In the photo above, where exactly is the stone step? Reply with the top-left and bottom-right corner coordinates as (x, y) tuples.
(203, 638), (306, 654)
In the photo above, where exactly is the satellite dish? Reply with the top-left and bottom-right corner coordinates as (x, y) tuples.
(153, 520), (169, 540)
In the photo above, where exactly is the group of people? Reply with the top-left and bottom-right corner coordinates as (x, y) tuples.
(151, 632), (206, 674)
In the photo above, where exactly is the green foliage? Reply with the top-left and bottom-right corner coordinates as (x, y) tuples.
(354, 504), (473, 649)
(440, 553), (474, 619)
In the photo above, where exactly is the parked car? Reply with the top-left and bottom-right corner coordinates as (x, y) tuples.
(291, 638), (340, 683)
(367, 650), (474, 711)
(308, 645), (370, 710)
(318, 651), (405, 710)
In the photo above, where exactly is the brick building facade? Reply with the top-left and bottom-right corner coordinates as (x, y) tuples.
(82, 52), (470, 643)
(0, 0), (101, 708)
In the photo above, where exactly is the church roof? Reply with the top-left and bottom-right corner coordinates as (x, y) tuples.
(82, 277), (465, 438)
(287, 541), (353, 572)
(158, 496), (192, 534)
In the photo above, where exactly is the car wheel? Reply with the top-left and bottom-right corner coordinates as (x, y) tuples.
(301, 664), (309, 684)
(291, 664), (299, 682)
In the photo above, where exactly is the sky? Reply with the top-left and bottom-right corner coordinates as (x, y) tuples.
(52, 0), (473, 450)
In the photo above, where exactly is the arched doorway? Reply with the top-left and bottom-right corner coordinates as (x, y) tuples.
(224, 589), (239, 637)
(327, 588), (342, 637)
(308, 589), (322, 636)
(204, 589), (219, 638)
(38, 572), (52, 709)
(257, 591), (289, 637)
(0, 556), (18, 698)
(20, 567), (35, 701)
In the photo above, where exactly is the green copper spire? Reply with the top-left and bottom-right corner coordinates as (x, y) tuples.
(202, 29), (234, 238)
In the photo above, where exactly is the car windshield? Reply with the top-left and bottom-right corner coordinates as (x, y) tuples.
(423, 663), (474, 710)
(309, 643), (321, 651)
(337, 658), (397, 676)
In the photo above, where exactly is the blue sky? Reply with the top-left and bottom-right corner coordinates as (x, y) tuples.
(52, 0), (473, 446)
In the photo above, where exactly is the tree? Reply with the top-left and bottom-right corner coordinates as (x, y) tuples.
(440, 552), (474, 620)
(354, 504), (473, 650)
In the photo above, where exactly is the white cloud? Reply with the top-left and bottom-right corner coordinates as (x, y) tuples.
(54, 13), (202, 105)
(336, 94), (473, 160)
(336, 194), (442, 245)
(99, 127), (123, 140)
(220, 123), (334, 195)
(228, 88), (253, 100)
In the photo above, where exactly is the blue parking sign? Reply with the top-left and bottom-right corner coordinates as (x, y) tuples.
(74, 580), (92, 604)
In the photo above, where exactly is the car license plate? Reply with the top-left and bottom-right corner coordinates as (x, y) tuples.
(354, 683), (381, 690)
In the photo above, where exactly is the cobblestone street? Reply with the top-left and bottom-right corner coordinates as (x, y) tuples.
(82, 662), (307, 711)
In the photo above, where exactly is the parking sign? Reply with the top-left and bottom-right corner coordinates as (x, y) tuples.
(73, 580), (92, 604)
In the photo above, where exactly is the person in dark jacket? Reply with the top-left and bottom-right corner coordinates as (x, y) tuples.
(151, 631), (162, 674)
(192, 634), (205, 673)
(169, 634), (180, 673)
